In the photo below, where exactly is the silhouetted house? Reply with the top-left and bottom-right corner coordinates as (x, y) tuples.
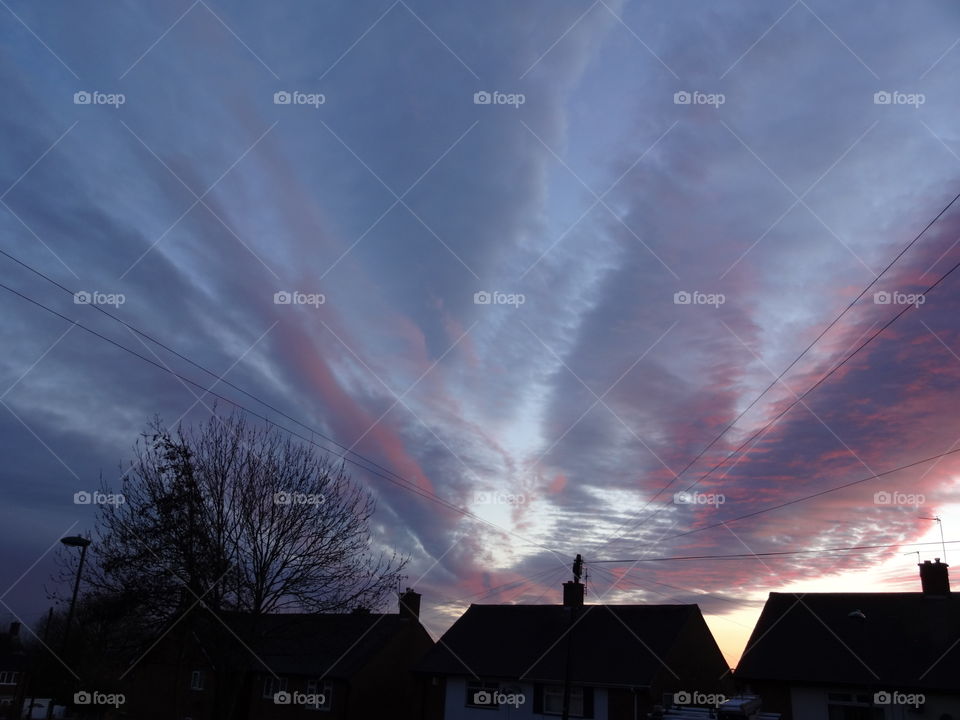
(417, 579), (732, 719)
(736, 559), (960, 719)
(0, 622), (26, 720)
(126, 589), (433, 720)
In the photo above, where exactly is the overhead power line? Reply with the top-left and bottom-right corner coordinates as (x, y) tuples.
(609, 231), (960, 547)
(0, 247), (427, 493)
(590, 539), (960, 564)
(598, 188), (960, 548)
(0, 280), (564, 560)
(660, 444), (960, 542)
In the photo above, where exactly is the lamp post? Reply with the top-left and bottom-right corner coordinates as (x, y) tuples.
(59, 536), (90, 654)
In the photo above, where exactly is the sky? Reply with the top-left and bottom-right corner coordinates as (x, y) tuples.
(2, 0), (960, 669)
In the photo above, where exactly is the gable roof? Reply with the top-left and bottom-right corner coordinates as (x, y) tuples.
(736, 592), (960, 691)
(417, 603), (708, 687)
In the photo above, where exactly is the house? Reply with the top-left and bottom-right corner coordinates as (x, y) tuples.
(736, 559), (960, 719)
(0, 622), (26, 720)
(125, 588), (434, 720)
(417, 574), (733, 719)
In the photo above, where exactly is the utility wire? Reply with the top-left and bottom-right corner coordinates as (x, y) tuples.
(0, 280), (565, 560)
(0, 247), (429, 493)
(598, 189), (960, 548)
(591, 539), (960, 563)
(608, 250), (960, 546)
(661, 445), (960, 542)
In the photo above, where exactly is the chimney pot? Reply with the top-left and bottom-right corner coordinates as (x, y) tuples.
(399, 588), (421, 620)
(919, 558), (950, 597)
(562, 581), (584, 608)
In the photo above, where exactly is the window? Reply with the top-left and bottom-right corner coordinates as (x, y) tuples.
(305, 680), (332, 711)
(466, 681), (500, 709)
(262, 676), (288, 699)
(544, 686), (584, 716)
(826, 693), (883, 720)
(536, 685), (593, 718)
(190, 670), (205, 691)
(0, 672), (18, 685)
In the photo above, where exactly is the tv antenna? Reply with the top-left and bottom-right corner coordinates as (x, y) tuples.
(919, 515), (948, 562)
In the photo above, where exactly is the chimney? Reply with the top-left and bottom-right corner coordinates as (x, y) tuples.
(8, 622), (19, 638)
(562, 581), (584, 608)
(399, 587), (421, 620)
(919, 559), (950, 597)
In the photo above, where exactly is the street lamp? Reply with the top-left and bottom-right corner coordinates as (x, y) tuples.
(59, 536), (91, 654)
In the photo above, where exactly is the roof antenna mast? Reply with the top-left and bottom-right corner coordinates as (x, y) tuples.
(919, 515), (948, 562)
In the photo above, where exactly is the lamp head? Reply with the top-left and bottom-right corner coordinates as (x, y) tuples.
(60, 536), (91, 548)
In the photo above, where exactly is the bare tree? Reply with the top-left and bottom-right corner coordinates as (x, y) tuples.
(86, 411), (406, 632)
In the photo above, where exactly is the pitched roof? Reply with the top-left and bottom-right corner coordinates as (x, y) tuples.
(736, 592), (960, 691)
(210, 612), (428, 677)
(417, 603), (705, 687)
